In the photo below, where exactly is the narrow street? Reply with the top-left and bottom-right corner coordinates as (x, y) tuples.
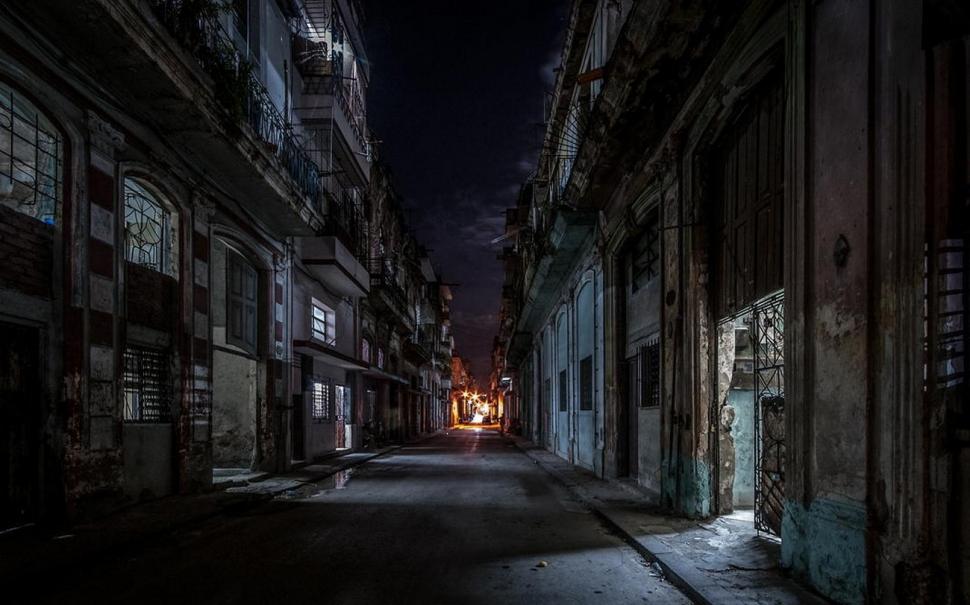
(21, 429), (688, 605)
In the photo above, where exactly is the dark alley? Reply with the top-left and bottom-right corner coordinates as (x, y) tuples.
(7, 429), (689, 604)
(0, 1), (968, 604)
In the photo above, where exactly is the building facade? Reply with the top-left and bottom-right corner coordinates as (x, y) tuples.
(493, 1), (969, 603)
(0, 0), (451, 528)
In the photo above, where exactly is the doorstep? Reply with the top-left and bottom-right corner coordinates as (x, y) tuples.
(507, 436), (830, 605)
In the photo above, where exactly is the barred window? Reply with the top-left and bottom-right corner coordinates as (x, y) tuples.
(628, 339), (661, 409)
(124, 179), (174, 274)
(124, 346), (173, 422)
(579, 355), (594, 411)
(0, 82), (62, 224)
(311, 379), (331, 421)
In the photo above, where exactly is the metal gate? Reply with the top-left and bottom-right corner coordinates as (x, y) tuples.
(753, 292), (785, 536)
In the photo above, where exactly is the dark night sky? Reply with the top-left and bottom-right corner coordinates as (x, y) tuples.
(363, 1), (568, 384)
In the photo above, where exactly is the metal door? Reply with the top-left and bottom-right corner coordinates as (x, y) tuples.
(753, 293), (785, 536)
(0, 322), (40, 530)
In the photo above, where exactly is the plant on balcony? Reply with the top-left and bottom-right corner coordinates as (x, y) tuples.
(209, 54), (253, 129)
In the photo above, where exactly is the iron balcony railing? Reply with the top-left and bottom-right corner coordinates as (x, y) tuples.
(322, 187), (368, 260)
(149, 0), (320, 206)
(367, 256), (410, 315)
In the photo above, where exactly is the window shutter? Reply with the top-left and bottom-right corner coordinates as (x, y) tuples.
(227, 249), (258, 355)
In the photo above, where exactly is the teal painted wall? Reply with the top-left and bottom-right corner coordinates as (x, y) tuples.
(662, 455), (711, 518)
(728, 389), (755, 506)
(782, 498), (866, 604)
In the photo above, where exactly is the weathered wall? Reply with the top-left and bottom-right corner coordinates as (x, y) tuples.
(122, 424), (174, 499)
(210, 238), (260, 469)
(0, 205), (53, 298)
(211, 350), (257, 468)
(780, 2), (870, 603)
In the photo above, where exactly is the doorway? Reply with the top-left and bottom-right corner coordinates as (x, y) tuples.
(0, 321), (41, 530)
(714, 292), (785, 536)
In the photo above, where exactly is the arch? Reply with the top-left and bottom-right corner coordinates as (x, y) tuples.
(121, 175), (180, 277)
(0, 79), (66, 225)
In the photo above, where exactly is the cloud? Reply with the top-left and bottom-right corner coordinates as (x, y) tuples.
(539, 47), (561, 87)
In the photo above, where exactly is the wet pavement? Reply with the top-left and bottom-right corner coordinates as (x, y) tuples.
(15, 428), (688, 604)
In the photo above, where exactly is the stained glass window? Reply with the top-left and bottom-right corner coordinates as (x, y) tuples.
(124, 179), (170, 273)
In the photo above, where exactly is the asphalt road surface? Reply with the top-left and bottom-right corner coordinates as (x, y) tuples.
(30, 428), (689, 604)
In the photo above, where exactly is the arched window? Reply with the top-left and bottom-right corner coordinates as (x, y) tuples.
(124, 178), (177, 276)
(0, 82), (63, 224)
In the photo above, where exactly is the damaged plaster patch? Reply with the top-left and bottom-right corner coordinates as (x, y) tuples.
(816, 304), (862, 340)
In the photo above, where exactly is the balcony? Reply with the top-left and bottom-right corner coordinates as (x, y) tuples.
(292, 40), (370, 186)
(11, 0), (324, 235)
(320, 187), (368, 259)
(367, 257), (414, 333)
(514, 207), (596, 335)
(150, 0), (321, 198)
(296, 235), (369, 298)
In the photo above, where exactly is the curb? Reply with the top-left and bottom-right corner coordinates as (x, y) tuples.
(508, 437), (738, 605)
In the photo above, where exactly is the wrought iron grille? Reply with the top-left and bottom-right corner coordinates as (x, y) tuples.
(124, 180), (167, 271)
(0, 84), (61, 224)
(626, 338), (660, 408)
(312, 379), (331, 421)
(753, 292), (785, 536)
(124, 346), (173, 423)
(149, 0), (320, 206)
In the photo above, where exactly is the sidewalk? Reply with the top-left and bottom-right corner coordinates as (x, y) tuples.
(1, 443), (400, 583)
(508, 436), (829, 605)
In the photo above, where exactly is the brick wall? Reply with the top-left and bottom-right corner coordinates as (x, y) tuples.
(0, 205), (53, 298)
(126, 262), (177, 331)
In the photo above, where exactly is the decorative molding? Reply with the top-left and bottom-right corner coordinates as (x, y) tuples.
(86, 111), (125, 157)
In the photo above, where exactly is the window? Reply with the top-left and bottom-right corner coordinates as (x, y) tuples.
(311, 300), (336, 345)
(124, 179), (174, 274)
(632, 209), (660, 291)
(123, 346), (172, 422)
(0, 82), (62, 224)
(361, 338), (371, 364)
(311, 379), (331, 421)
(227, 248), (258, 355)
(579, 355), (594, 411)
(558, 369), (568, 412)
(377, 348), (385, 370)
(627, 339), (660, 409)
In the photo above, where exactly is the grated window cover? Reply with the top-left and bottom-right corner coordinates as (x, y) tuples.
(124, 346), (173, 422)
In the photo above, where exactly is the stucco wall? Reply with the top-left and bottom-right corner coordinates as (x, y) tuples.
(122, 424), (174, 499)
(211, 350), (257, 468)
